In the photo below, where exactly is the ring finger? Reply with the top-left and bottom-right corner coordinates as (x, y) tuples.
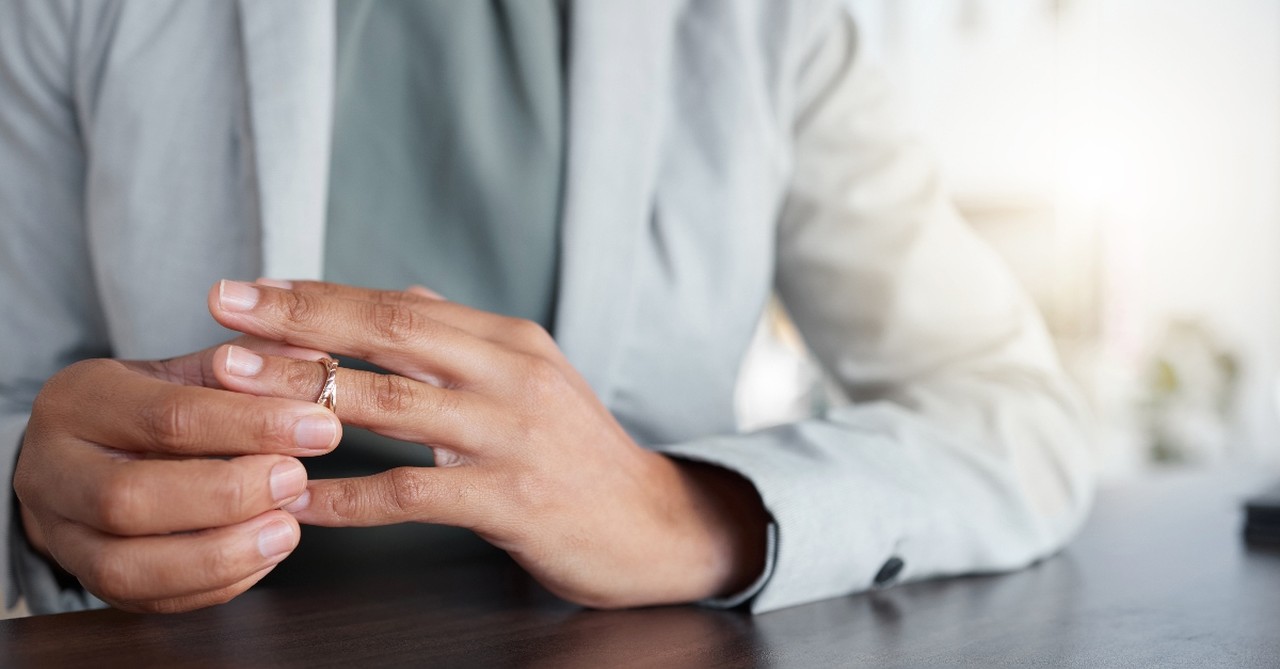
(212, 345), (498, 451)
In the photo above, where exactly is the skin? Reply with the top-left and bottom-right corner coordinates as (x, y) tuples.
(15, 336), (341, 613)
(15, 280), (768, 612)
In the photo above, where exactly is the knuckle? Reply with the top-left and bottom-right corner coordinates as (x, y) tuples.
(33, 359), (106, 421)
(86, 551), (133, 602)
(209, 469), (252, 521)
(508, 318), (553, 348)
(286, 360), (321, 397)
(327, 478), (368, 521)
(141, 394), (198, 450)
(505, 469), (549, 514)
(30, 377), (66, 419)
(386, 467), (429, 515)
(371, 374), (417, 414)
(370, 303), (420, 345)
(53, 358), (102, 385)
(280, 290), (318, 326)
(375, 290), (414, 308)
(510, 412), (543, 445)
(95, 470), (141, 534)
(246, 407), (294, 451)
(520, 355), (564, 397)
(200, 539), (244, 582)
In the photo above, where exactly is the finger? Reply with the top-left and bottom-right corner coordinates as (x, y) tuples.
(129, 335), (331, 388)
(288, 467), (488, 530)
(212, 345), (494, 450)
(208, 280), (511, 386)
(60, 359), (341, 456)
(260, 279), (442, 304)
(236, 281), (599, 402)
(46, 447), (308, 536)
(259, 279), (444, 306)
(47, 510), (300, 604)
(281, 283), (578, 398)
(139, 564), (278, 614)
(280, 280), (554, 353)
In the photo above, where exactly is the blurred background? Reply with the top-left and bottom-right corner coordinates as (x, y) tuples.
(738, 0), (1280, 478)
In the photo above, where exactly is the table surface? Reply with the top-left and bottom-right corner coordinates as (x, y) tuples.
(2, 466), (1277, 668)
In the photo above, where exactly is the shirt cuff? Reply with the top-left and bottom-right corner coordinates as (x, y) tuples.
(699, 521), (778, 609)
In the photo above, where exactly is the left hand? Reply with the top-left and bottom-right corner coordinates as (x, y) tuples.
(206, 280), (767, 608)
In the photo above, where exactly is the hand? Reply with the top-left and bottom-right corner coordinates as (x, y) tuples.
(208, 280), (768, 608)
(14, 337), (342, 613)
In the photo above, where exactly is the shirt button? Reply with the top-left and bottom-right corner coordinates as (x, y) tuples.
(873, 556), (905, 586)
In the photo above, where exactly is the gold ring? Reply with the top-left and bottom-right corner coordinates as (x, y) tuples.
(316, 357), (338, 412)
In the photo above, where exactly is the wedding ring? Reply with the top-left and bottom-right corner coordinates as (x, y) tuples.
(316, 357), (339, 412)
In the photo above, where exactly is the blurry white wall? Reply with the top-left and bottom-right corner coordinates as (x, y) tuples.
(840, 0), (1280, 472)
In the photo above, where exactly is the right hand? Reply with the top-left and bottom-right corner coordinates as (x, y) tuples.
(13, 336), (343, 613)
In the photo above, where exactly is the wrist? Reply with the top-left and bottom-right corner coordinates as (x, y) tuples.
(660, 455), (769, 600)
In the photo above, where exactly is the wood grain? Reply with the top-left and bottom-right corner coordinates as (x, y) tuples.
(3, 468), (1278, 668)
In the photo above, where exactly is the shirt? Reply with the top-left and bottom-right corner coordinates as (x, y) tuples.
(281, 0), (568, 578)
(326, 0), (565, 328)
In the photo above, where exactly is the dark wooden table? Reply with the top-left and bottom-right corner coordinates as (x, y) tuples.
(2, 466), (1277, 668)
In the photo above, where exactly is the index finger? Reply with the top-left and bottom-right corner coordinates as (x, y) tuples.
(289, 467), (489, 531)
(60, 359), (341, 457)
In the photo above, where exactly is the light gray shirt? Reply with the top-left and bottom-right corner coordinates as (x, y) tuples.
(326, 0), (565, 328)
(0, 0), (1095, 617)
(297, 0), (571, 584)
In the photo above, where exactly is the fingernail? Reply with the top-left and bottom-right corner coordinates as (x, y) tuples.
(219, 280), (260, 312)
(225, 346), (264, 377)
(256, 278), (293, 289)
(282, 489), (311, 514)
(257, 521), (296, 559)
(269, 460), (307, 502)
(293, 414), (338, 451)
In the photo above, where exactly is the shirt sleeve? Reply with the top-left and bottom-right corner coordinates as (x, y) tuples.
(652, 2), (1095, 614)
(0, 0), (113, 616)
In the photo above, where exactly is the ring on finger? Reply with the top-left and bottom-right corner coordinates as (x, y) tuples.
(316, 358), (339, 413)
